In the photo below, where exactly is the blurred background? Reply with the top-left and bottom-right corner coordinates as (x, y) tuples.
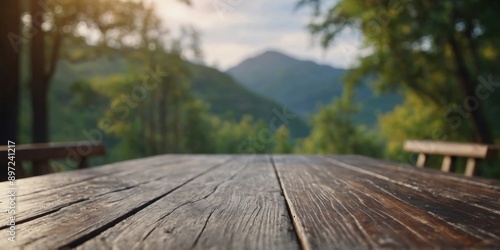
(1, 0), (500, 178)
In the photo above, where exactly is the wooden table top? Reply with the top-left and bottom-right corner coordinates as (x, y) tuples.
(1, 155), (499, 249)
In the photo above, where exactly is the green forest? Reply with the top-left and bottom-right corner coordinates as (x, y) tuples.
(1, 0), (500, 178)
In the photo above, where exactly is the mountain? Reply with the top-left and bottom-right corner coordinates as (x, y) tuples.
(188, 63), (309, 137)
(227, 50), (402, 126)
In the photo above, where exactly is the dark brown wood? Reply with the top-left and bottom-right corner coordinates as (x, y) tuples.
(0, 155), (191, 224)
(0, 142), (106, 162)
(0, 142), (106, 176)
(76, 155), (299, 250)
(77, 157), (88, 169)
(0, 155), (499, 249)
(0, 155), (231, 248)
(326, 155), (500, 210)
(274, 155), (500, 249)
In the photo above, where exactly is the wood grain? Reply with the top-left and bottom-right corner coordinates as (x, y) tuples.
(323, 156), (500, 235)
(0, 155), (191, 225)
(327, 155), (500, 212)
(76, 155), (299, 250)
(273, 155), (500, 249)
(0, 155), (231, 249)
(1, 155), (499, 249)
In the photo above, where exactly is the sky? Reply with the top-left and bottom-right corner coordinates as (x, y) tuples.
(153, 0), (362, 70)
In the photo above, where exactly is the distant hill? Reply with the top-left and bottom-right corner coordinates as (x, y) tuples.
(227, 50), (402, 126)
(188, 63), (310, 137)
(45, 58), (310, 140)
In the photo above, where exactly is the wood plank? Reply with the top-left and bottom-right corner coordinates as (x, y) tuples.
(76, 155), (299, 250)
(0, 155), (231, 249)
(325, 155), (500, 213)
(404, 140), (499, 159)
(336, 155), (500, 189)
(0, 155), (191, 225)
(274, 155), (500, 249)
(323, 156), (500, 242)
(3, 155), (186, 197)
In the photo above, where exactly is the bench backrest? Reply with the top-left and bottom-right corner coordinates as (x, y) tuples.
(0, 142), (105, 177)
(403, 140), (499, 176)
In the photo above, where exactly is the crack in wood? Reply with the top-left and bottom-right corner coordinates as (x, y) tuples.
(55, 158), (234, 249)
(136, 157), (252, 244)
(271, 155), (306, 250)
(191, 205), (219, 249)
(0, 198), (90, 230)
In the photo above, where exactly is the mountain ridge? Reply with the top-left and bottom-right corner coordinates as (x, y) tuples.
(226, 50), (402, 126)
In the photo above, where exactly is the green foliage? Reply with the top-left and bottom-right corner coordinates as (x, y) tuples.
(379, 93), (468, 159)
(296, 90), (384, 158)
(210, 115), (270, 154)
(273, 125), (292, 154)
(298, 0), (500, 178)
(61, 52), (285, 158)
(181, 99), (215, 154)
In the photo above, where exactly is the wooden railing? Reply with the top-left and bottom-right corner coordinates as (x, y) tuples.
(0, 141), (105, 178)
(404, 140), (499, 176)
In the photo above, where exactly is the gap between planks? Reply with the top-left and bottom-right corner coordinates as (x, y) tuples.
(270, 155), (309, 250)
(74, 155), (300, 250)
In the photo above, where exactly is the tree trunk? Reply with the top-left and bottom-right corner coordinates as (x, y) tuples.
(30, 0), (48, 143)
(448, 34), (494, 144)
(30, 0), (51, 175)
(159, 84), (168, 153)
(173, 95), (180, 153)
(0, 0), (21, 181)
(148, 92), (158, 155)
(0, 0), (20, 145)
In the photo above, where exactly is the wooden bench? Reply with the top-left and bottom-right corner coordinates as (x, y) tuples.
(404, 140), (499, 176)
(0, 141), (105, 178)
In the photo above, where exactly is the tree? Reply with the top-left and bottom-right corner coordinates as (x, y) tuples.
(298, 0), (500, 143)
(297, 89), (384, 157)
(0, 0), (21, 145)
(25, 0), (154, 145)
(22, 0), (150, 172)
(81, 2), (201, 157)
(273, 125), (292, 154)
(0, 0), (21, 180)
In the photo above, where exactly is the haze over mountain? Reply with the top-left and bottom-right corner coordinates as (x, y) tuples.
(227, 50), (402, 126)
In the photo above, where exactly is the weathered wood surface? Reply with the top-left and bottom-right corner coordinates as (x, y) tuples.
(77, 155), (298, 250)
(0, 155), (499, 249)
(0, 155), (231, 249)
(274, 155), (500, 249)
